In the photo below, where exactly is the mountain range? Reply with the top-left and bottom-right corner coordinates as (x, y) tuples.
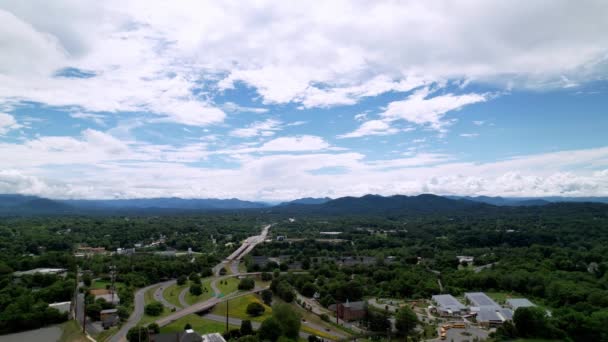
(0, 193), (607, 215)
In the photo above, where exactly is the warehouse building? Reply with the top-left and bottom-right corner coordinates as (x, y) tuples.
(465, 292), (501, 309)
(506, 298), (535, 311)
(431, 294), (467, 316)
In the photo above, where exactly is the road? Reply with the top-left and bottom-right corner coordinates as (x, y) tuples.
(110, 280), (174, 342)
(154, 280), (178, 310)
(110, 224), (272, 341)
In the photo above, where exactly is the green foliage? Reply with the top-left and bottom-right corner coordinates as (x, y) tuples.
(240, 319), (253, 335)
(189, 283), (202, 296)
(246, 302), (265, 316)
(127, 326), (150, 342)
(259, 317), (282, 342)
(261, 289), (273, 305)
(189, 273), (201, 284)
(144, 301), (164, 316)
(395, 307), (418, 336)
(238, 277), (255, 291)
(272, 303), (301, 340)
(177, 275), (187, 286)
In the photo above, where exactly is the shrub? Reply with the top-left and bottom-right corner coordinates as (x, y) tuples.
(246, 302), (266, 316)
(144, 302), (163, 316)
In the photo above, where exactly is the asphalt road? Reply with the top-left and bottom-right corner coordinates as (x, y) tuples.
(154, 280), (178, 310)
(109, 280), (174, 342)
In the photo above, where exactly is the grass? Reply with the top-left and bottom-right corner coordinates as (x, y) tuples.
(59, 320), (88, 342)
(216, 277), (239, 297)
(160, 314), (237, 334)
(140, 285), (174, 325)
(275, 297), (352, 340)
(485, 291), (520, 305)
(211, 294), (272, 322)
(94, 326), (118, 342)
(184, 278), (214, 305)
(163, 282), (188, 308)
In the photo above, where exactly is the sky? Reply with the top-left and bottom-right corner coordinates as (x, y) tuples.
(0, 0), (607, 201)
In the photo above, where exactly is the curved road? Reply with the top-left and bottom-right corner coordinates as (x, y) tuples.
(154, 280), (178, 310)
(109, 280), (174, 342)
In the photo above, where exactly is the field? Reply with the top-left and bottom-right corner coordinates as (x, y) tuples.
(211, 294), (272, 322)
(184, 278), (214, 305)
(160, 314), (237, 334)
(216, 277), (240, 297)
(163, 283), (188, 308)
(274, 297), (351, 340)
(59, 320), (88, 342)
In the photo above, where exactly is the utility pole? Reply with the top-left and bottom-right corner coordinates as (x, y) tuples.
(225, 299), (229, 332)
(109, 265), (117, 304)
(82, 299), (86, 334)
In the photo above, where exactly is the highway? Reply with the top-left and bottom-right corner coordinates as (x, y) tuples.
(110, 224), (271, 342)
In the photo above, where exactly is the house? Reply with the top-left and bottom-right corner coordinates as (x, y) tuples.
(13, 268), (67, 277)
(457, 256), (475, 265)
(476, 307), (513, 328)
(100, 308), (118, 328)
(464, 292), (500, 309)
(95, 291), (120, 305)
(431, 294), (467, 316)
(276, 235), (286, 241)
(506, 298), (535, 311)
(75, 246), (107, 257)
(49, 301), (71, 316)
(152, 330), (225, 342)
(336, 301), (366, 321)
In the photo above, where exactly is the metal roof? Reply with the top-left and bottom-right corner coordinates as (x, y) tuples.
(432, 294), (466, 311)
(477, 308), (513, 322)
(506, 298), (535, 310)
(465, 292), (500, 308)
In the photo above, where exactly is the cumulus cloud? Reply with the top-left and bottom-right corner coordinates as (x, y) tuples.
(338, 120), (399, 138)
(230, 119), (283, 138)
(0, 113), (21, 134)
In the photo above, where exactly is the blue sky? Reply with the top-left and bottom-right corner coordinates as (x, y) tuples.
(0, 1), (607, 200)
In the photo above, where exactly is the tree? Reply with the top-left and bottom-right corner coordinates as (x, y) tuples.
(184, 323), (192, 330)
(82, 273), (92, 287)
(272, 303), (301, 340)
(259, 317), (283, 342)
(189, 284), (202, 296)
(144, 302), (163, 316)
(368, 310), (390, 332)
(395, 307), (418, 336)
(189, 273), (201, 284)
(514, 306), (549, 338)
(127, 326), (149, 342)
(177, 275), (187, 286)
(147, 323), (160, 334)
(301, 282), (317, 298)
(240, 319), (253, 336)
(237, 336), (259, 342)
(246, 302), (266, 316)
(239, 278), (255, 291)
(261, 289), (273, 305)
(261, 272), (273, 281)
(86, 302), (102, 321)
(219, 268), (227, 276)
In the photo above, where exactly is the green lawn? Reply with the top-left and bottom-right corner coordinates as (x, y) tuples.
(92, 279), (126, 292)
(485, 291), (520, 305)
(274, 297), (351, 340)
(94, 326), (118, 342)
(216, 277), (239, 297)
(160, 314), (237, 334)
(163, 283), (188, 308)
(59, 320), (88, 342)
(184, 278), (214, 305)
(211, 294), (272, 322)
(140, 285), (174, 325)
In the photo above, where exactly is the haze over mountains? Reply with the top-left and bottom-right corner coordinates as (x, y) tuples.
(1, 193), (607, 215)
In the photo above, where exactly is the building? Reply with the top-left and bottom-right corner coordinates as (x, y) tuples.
(276, 235), (286, 241)
(476, 307), (513, 328)
(49, 301), (71, 316)
(464, 292), (501, 309)
(431, 294), (467, 316)
(152, 330), (225, 342)
(457, 256), (475, 265)
(94, 291), (121, 305)
(13, 268), (66, 277)
(506, 298), (535, 311)
(100, 308), (118, 328)
(75, 246), (107, 257)
(336, 301), (366, 321)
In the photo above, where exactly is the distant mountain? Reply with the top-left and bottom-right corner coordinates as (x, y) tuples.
(273, 194), (490, 215)
(448, 195), (608, 206)
(0, 195), (74, 214)
(278, 197), (332, 206)
(60, 197), (269, 210)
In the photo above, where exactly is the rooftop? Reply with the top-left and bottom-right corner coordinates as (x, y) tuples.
(465, 292), (500, 308)
(432, 294), (467, 311)
(506, 298), (535, 310)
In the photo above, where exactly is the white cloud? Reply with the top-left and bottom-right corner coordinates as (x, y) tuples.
(381, 88), (488, 131)
(223, 102), (268, 114)
(0, 113), (21, 134)
(473, 120), (485, 126)
(230, 119), (283, 138)
(258, 135), (330, 152)
(70, 112), (106, 125)
(460, 133), (479, 138)
(338, 120), (400, 138)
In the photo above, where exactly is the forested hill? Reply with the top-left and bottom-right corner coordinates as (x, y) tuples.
(1, 193), (608, 216)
